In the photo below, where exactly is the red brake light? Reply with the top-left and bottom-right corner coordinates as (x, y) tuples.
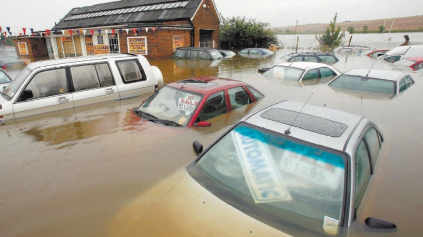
(1, 65), (6, 70)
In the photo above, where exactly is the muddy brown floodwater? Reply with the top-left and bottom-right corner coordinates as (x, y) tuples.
(1, 49), (423, 236)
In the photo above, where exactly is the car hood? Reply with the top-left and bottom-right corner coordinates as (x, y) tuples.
(109, 167), (289, 237)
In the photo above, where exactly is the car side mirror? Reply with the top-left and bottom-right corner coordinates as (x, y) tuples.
(194, 121), (211, 127)
(19, 89), (33, 102)
(365, 217), (397, 229)
(192, 140), (203, 156)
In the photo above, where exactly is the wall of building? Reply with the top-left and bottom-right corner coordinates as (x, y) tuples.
(191, 0), (220, 48)
(12, 37), (50, 63)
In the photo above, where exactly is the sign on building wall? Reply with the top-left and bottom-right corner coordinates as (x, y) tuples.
(172, 35), (184, 52)
(94, 45), (110, 55)
(127, 37), (148, 55)
(85, 36), (94, 55)
(61, 37), (73, 42)
(17, 42), (29, 55)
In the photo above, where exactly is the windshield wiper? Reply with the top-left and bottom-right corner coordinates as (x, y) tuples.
(159, 119), (183, 127)
(134, 110), (160, 122)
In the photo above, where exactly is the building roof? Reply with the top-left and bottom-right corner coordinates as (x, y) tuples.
(53, 0), (206, 30)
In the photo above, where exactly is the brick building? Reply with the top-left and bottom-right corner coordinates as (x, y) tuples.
(45, 0), (220, 59)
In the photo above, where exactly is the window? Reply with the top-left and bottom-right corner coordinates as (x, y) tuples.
(399, 78), (407, 93)
(414, 63), (423, 70)
(199, 52), (210, 60)
(246, 86), (264, 100)
(289, 56), (303, 62)
(95, 64), (115, 86)
(303, 56), (318, 62)
(383, 56), (401, 62)
(302, 68), (320, 80)
(23, 69), (68, 99)
(364, 128), (382, 167)
(404, 75), (414, 88)
(189, 50), (198, 59)
(318, 55), (338, 64)
(116, 60), (145, 83)
(355, 140), (371, 209)
(249, 49), (260, 55)
(320, 67), (337, 79)
(108, 34), (120, 53)
(71, 65), (100, 91)
(197, 91), (227, 121)
(228, 87), (251, 110)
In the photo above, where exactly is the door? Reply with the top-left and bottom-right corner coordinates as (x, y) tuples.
(69, 63), (120, 108)
(13, 68), (74, 118)
(199, 30), (213, 48)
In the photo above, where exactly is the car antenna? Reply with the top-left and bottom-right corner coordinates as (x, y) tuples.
(365, 59), (378, 77)
(180, 81), (187, 89)
(285, 93), (313, 135)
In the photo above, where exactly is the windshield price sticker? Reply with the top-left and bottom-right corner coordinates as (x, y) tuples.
(278, 149), (344, 190)
(178, 95), (199, 114)
(323, 216), (339, 235)
(232, 127), (291, 203)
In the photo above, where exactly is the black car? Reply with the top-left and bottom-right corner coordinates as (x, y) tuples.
(174, 47), (223, 60)
(281, 52), (339, 65)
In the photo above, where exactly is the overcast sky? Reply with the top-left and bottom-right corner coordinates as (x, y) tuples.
(1, 0), (421, 33)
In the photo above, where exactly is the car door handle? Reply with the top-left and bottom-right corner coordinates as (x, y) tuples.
(105, 88), (115, 95)
(57, 97), (69, 104)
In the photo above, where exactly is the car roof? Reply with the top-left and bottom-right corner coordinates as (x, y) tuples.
(243, 101), (365, 151)
(343, 69), (406, 81)
(176, 47), (218, 51)
(285, 52), (335, 57)
(275, 62), (331, 70)
(166, 76), (248, 95)
(26, 54), (139, 70)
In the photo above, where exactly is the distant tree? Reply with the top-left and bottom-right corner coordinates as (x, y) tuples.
(315, 13), (344, 47)
(347, 26), (355, 34)
(0, 32), (13, 46)
(285, 29), (291, 33)
(378, 25), (385, 33)
(219, 16), (279, 50)
(362, 26), (368, 33)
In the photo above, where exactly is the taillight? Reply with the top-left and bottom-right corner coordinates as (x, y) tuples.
(1, 65), (6, 70)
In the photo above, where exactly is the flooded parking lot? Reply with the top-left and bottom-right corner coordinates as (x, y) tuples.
(1, 34), (423, 236)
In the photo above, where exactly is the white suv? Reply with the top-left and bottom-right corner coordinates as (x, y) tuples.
(0, 54), (163, 121)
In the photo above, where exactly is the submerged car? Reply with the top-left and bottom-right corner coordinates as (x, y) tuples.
(379, 45), (423, 63)
(219, 50), (236, 58)
(393, 57), (423, 71)
(0, 68), (12, 90)
(281, 52), (339, 65)
(115, 100), (396, 236)
(132, 77), (264, 127)
(361, 49), (390, 58)
(0, 56), (26, 72)
(174, 47), (223, 60)
(261, 62), (341, 85)
(334, 45), (371, 54)
(0, 54), (163, 121)
(329, 69), (414, 97)
(238, 48), (274, 58)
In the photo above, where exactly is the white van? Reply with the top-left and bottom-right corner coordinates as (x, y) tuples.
(379, 45), (423, 62)
(0, 54), (163, 121)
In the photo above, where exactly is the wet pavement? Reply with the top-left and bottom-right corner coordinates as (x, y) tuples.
(1, 45), (423, 236)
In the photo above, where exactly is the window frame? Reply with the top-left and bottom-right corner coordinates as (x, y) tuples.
(115, 59), (147, 84)
(68, 62), (117, 91)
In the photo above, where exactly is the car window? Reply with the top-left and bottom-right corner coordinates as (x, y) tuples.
(174, 49), (186, 58)
(330, 75), (395, 95)
(246, 86), (264, 100)
(199, 52), (210, 60)
(116, 60), (145, 83)
(197, 91), (227, 121)
(263, 66), (304, 81)
(228, 87), (251, 110)
(290, 56), (303, 62)
(189, 50), (198, 59)
(399, 78), (407, 93)
(302, 68), (320, 80)
(414, 63), (423, 70)
(303, 56), (318, 62)
(95, 63), (115, 86)
(0, 70), (11, 84)
(364, 128), (382, 166)
(404, 75), (414, 88)
(318, 55), (338, 64)
(71, 65), (100, 91)
(320, 67), (337, 79)
(355, 140), (371, 209)
(249, 49), (260, 54)
(23, 68), (68, 99)
(383, 56), (401, 62)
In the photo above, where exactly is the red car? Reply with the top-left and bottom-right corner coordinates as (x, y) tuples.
(394, 57), (423, 71)
(132, 77), (264, 127)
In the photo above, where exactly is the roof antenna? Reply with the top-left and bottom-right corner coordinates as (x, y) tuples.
(285, 93), (313, 135)
(365, 59), (378, 77)
(180, 81), (187, 89)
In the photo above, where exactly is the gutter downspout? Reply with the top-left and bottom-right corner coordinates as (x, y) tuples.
(189, 19), (195, 47)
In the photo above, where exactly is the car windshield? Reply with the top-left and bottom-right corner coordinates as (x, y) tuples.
(263, 66), (304, 81)
(0, 70), (12, 84)
(330, 74), (396, 95)
(2, 67), (31, 100)
(137, 86), (203, 126)
(194, 123), (347, 236)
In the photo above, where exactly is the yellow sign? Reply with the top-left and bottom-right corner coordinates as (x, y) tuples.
(17, 42), (28, 55)
(85, 36), (94, 55)
(172, 35), (184, 52)
(94, 45), (110, 55)
(127, 37), (147, 55)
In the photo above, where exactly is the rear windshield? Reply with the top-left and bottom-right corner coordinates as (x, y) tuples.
(263, 66), (304, 81)
(329, 74), (395, 95)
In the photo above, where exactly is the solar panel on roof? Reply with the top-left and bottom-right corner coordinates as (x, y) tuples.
(150, 5), (158, 10)
(173, 2), (182, 7)
(144, 6), (151, 10)
(162, 3), (170, 9)
(156, 4), (164, 9)
(168, 3), (176, 8)
(180, 1), (188, 7)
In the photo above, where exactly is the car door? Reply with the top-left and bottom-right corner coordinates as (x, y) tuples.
(193, 91), (227, 127)
(115, 59), (154, 100)
(70, 63), (120, 108)
(13, 67), (74, 118)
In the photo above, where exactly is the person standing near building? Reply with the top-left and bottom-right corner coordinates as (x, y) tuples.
(400, 35), (410, 46)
